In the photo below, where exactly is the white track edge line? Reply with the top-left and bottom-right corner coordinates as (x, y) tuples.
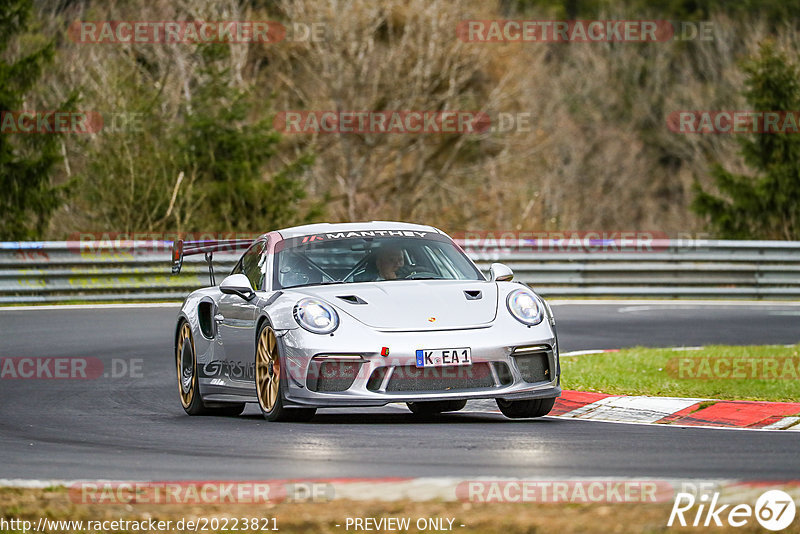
(0, 303), (182, 311)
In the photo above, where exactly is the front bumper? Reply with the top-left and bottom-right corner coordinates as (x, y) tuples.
(278, 316), (561, 408)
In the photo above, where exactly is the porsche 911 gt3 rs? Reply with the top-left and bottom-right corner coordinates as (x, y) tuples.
(172, 221), (560, 422)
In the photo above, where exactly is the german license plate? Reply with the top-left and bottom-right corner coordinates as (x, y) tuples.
(415, 348), (472, 368)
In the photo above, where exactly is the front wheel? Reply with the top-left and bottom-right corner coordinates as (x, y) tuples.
(176, 321), (245, 416)
(255, 322), (316, 422)
(496, 397), (556, 419)
(407, 399), (467, 415)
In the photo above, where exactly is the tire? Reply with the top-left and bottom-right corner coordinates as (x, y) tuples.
(255, 321), (316, 422)
(496, 397), (556, 419)
(407, 399), (467, 415)
(176, 321), (245, 416)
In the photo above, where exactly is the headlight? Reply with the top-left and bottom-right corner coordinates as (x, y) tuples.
(294, 298), (340, 334)
(506, 289), (544, 326)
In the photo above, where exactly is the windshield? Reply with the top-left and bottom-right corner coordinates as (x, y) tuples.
(274, 231), (484, 289)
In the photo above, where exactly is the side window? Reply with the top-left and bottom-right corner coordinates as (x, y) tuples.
(240, 241), (267, 290)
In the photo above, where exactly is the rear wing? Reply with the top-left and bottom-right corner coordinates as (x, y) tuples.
(171, 238), (254, 285)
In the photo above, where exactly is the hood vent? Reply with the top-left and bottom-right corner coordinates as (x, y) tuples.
(337, 295), (368, 305)
(464, 290), (482, 300)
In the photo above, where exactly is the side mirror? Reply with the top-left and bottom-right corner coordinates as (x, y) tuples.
(220, 273), (256, 301)
(489, 263), (514, 282)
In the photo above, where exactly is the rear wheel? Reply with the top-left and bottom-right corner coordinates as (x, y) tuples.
(255, 322), (316, 422)
(176, 321), (245, 416)
(407, 399), (467, 415)
(496, 397), (556, 419)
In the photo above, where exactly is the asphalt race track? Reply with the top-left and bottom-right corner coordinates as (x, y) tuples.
(1, 302), (799, 481)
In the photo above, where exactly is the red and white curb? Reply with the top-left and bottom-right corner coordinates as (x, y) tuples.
(552, 346), (800, 430)
(550, 390), (800, 430)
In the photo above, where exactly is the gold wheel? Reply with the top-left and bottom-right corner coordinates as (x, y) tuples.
(256, 325), (281, 412)
(176, 322), (195, 408)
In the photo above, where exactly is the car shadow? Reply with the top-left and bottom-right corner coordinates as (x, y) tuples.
(238, 410), (558, 425)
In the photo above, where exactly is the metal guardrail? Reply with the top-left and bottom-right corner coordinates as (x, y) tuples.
(1, 239), (800, 303)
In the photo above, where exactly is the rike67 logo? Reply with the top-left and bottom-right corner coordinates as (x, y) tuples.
(668, 488), (796, 530)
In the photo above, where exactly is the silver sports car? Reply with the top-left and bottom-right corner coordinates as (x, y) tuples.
(172, 222), (561, 422)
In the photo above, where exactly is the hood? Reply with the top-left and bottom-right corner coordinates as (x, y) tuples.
(293, 280), (497, 330)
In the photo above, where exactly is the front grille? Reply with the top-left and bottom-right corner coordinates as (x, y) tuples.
(306, 360), (362, 392)
(385, 363), (494, 392)
(513, 350), (551, 383)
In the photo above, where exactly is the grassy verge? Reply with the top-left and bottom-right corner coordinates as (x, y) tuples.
(561, 344), (800, 402)
(0, 487), (765, 534)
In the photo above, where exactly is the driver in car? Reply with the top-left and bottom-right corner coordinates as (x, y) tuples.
(375, 246), (406, 280)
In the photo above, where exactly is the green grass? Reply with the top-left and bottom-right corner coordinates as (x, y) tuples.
(561, 344), (800, 402)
